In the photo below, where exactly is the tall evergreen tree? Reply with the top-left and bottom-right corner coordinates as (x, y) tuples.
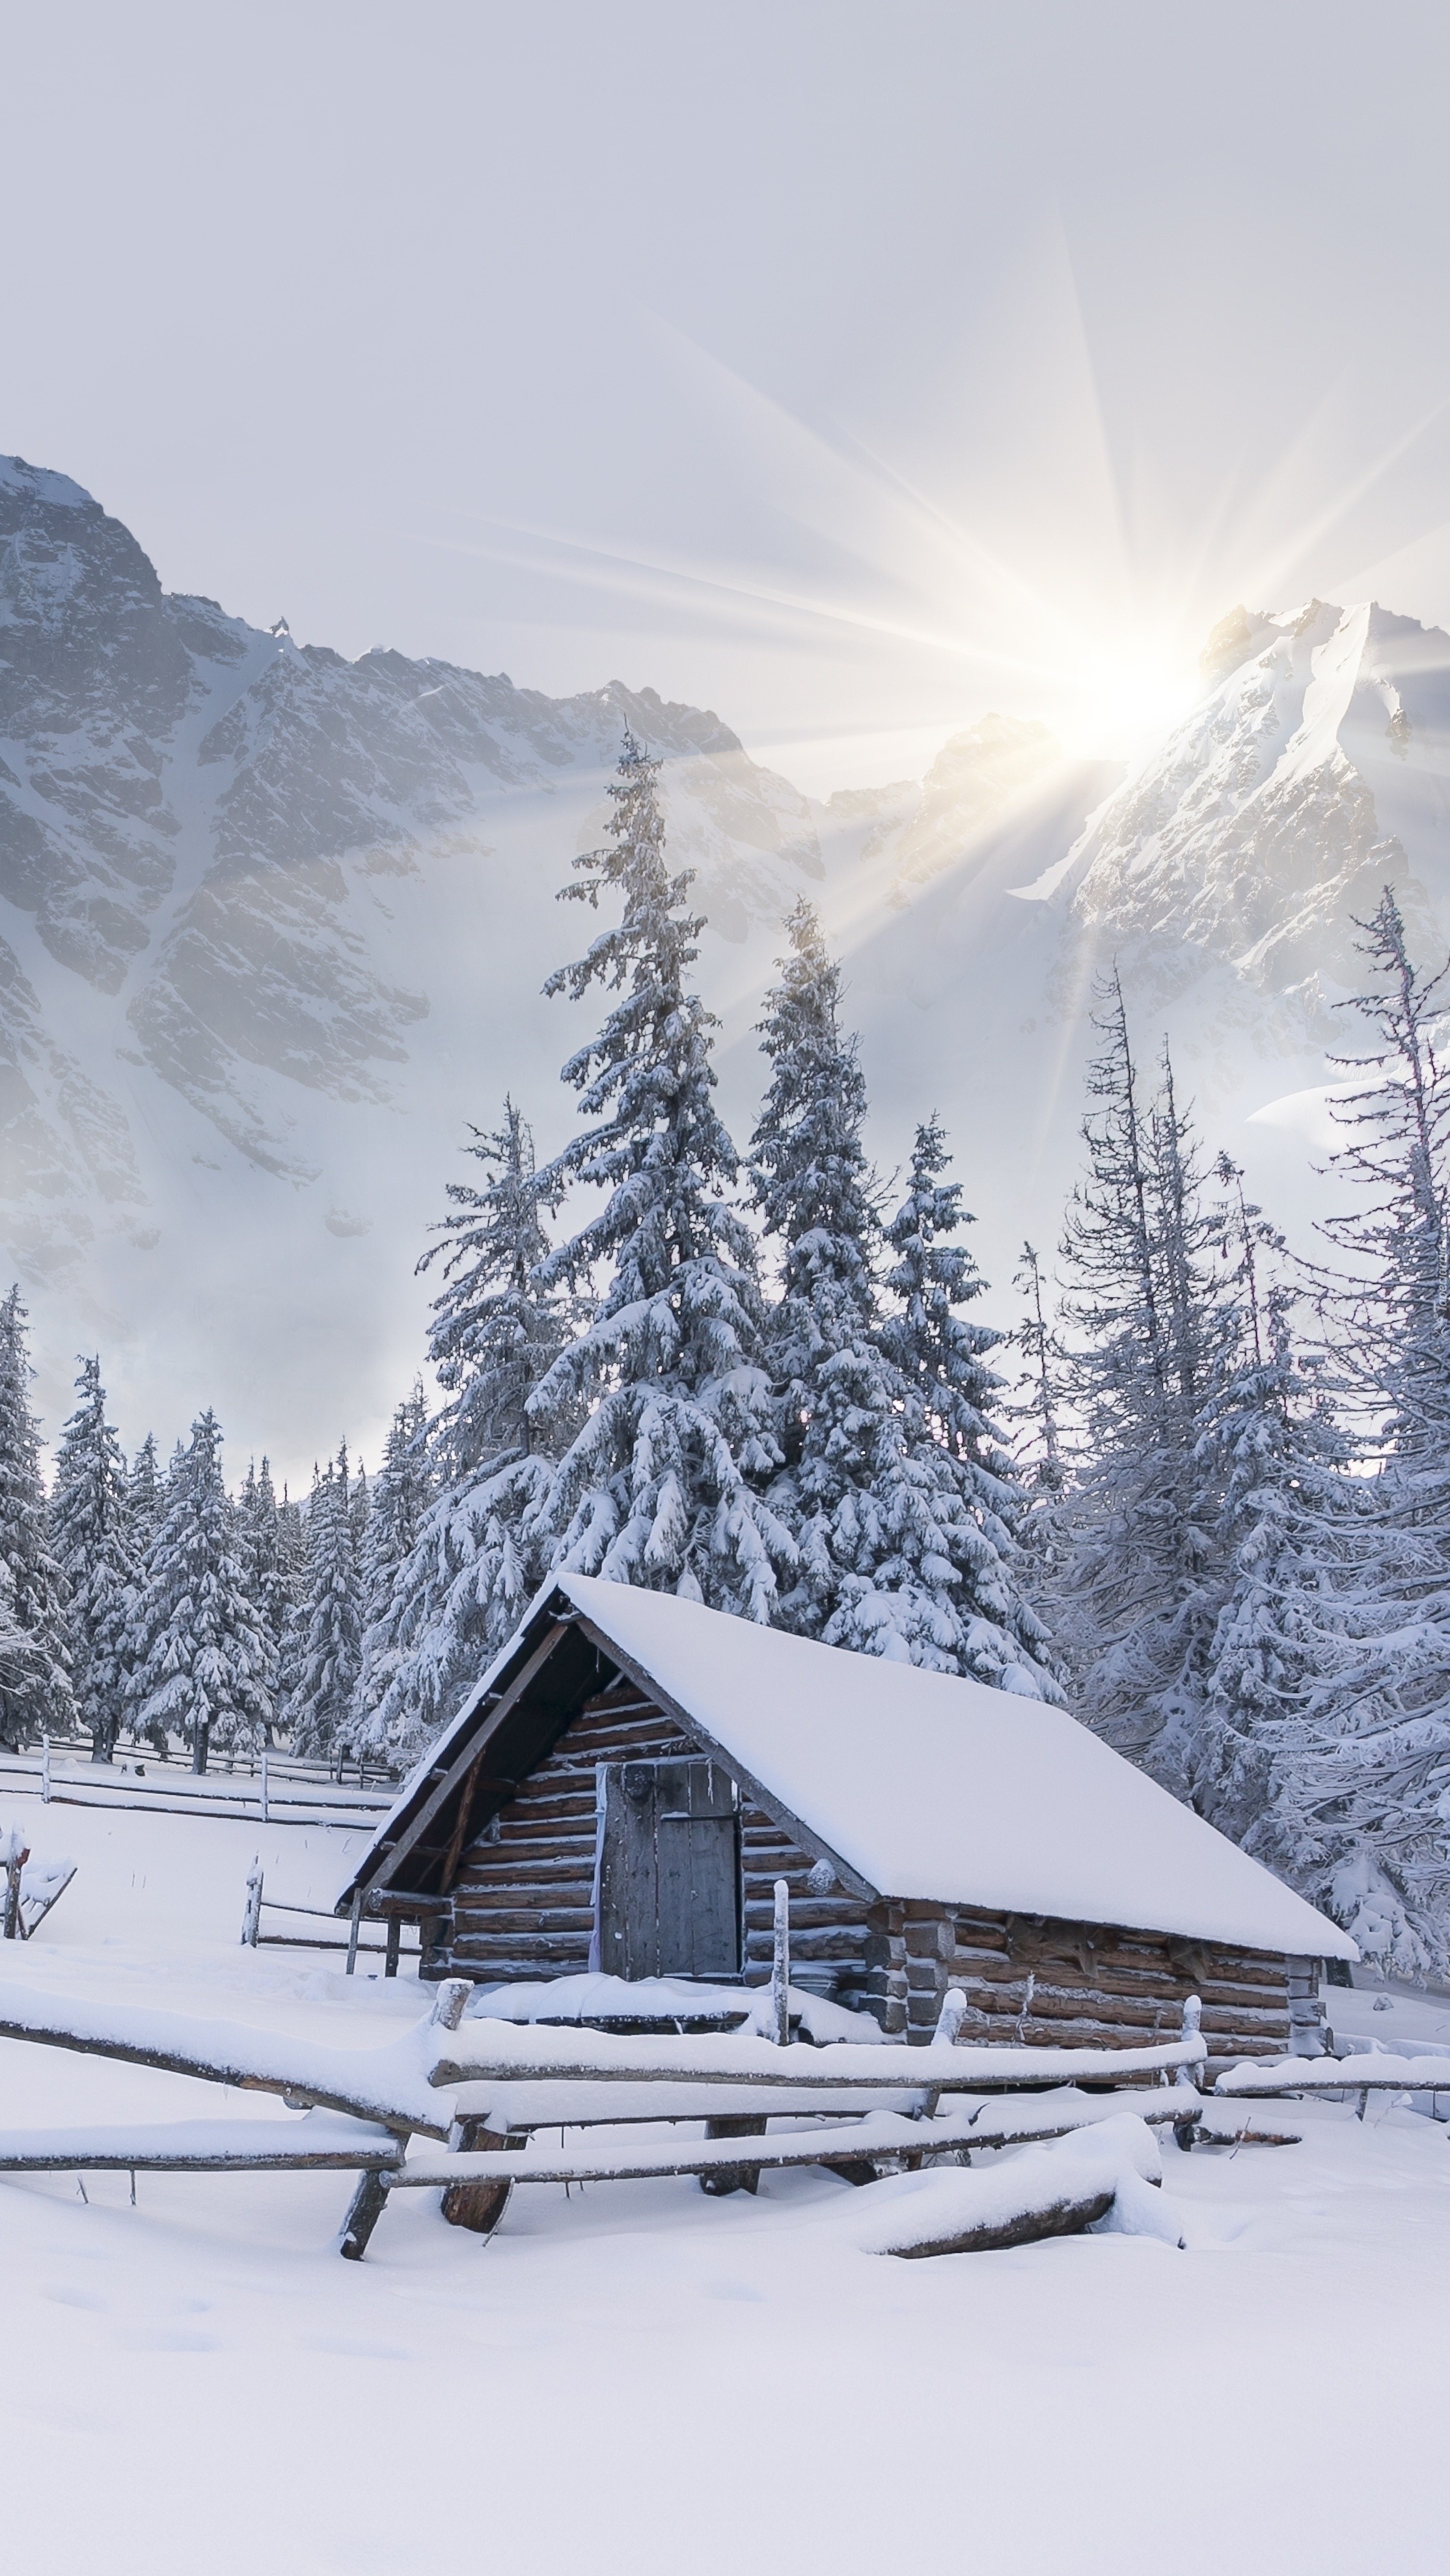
(361, 1098), (575, 1763)
(130, 1412), (273, 1772)
(345, 1382), (433, 1763)
(237, 1457), (297, 1669)
(287, 1444), (362, 1762)
(0, 1285), (72, 1746)
(747, 899), (894, 1639)
(746, 911), (1053, 1683)
(878, 1118), (1056, 1689)
(1047, 977), (1231, 1787)
(52, 1356), (133, 1761)
(1245, 890), (1450, 1973)
(1194, 1158), (1354, 1855)
(528, 732), (790, 1616)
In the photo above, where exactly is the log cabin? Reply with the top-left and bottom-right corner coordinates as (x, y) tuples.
(337, 1574), (1356, 2068)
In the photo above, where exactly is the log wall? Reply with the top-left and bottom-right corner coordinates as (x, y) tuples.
(863, 1899), (1308, 2064)
(437, 1674), (1315, 2065)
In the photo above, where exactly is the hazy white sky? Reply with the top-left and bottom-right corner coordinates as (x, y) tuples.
(7, 1), (1450, 791)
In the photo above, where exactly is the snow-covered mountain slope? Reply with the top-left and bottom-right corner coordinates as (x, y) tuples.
(1032, 599), (1450, 1011)
(0, 458), (823, 1456)
(828, 599), (1450, 1311)
(6, 448), (1450, 1475)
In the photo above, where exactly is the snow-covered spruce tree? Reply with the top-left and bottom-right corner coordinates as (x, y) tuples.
(52, 1356), (133, 1761)
(286, 1444), (362, 1764)
(0, 1285), (72, 1746)
(130, 1412), (273, 1773)
(748, 907), (1051, 1683)
(343, 1380), (433, 1764)
(877, 1117), (1057, 1686)
(1250, 888), (1450, 1973)
(236, 1457), (300, 1685)
(528, 733), (791, 1617)
(1193, 1157), (1356, 1857)
(1047, 976), (1232, 1787)
(360, 1099), (576, 1764)
(128, 1434), (162, 1565)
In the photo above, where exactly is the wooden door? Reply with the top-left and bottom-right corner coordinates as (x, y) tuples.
(597, 1757), (741, 1980)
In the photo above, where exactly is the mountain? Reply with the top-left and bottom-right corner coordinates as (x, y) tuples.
(0, 457), (825, 1457)
(5, 452), (1450, 1470)
(833, 597), (1450, 1298)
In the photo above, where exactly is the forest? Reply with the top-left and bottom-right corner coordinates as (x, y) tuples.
(5, 736), (1449, 1981)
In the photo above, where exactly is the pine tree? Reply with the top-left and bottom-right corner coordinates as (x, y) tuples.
(529, 732), (791, 1617)
(0, 1285), (72, 1746)
(746, 907), (1050, 1680)
(1048, 978), (1231, 1788)
(1194, 1158), (1354, 1854)
(361, 1097), (577, 1763)
(345, 1382), (433, 1764)
(51, 1356), (133, 1761)
(237, 1457), (298, 1671)
(286, 1444), (362, 1764)
(878, 1118), (1057, 1689)
(747, 899), (893, 1640)
(1245, 890), (1450, 1973)
(130, 1412), (273, 1772)
(128, 1435), (162, 1565)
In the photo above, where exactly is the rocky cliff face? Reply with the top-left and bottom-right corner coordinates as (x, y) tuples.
(0, 456), (821, 1257)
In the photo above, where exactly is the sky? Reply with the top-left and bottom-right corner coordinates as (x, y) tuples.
(7, 1), (1450, 794)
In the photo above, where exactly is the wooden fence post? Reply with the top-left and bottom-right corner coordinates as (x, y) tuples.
(260, 1750), (269, 1825)
(3, 1846), (23, 1940)
(345, 1890), (363, 1976)
(240, 1858), (264, 1948)
(1173, 1994), (1203, 2150)
(430, 1977), (471, 2032)
(385, 1917), (401, 1979)
(40, 1737), (50, 1805)
(772, 1878), (790, 2046)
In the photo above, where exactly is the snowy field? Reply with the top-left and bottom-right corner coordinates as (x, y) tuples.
(1, 1796), (1448, 2576)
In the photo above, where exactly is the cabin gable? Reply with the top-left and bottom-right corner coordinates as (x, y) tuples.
(440, 1673), (879, 2001)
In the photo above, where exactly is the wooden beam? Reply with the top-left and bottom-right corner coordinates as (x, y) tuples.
(367, 1623), (569, 1893)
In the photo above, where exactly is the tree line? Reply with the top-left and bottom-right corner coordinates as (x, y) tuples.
(3, 734), (1449, 1975)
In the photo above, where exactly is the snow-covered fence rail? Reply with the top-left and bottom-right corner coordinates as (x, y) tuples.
(0, 1978), (450, 2137)
(426, 2012), (1209, 2096)
(238, 1861), (420, 1967)
(0, 1749), (392, 1830)
(0, 2111), (404, 2174)
(1216, 2050), (1450, 2119)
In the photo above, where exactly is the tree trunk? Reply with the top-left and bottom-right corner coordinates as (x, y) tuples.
(192, 1725), (210, 1777)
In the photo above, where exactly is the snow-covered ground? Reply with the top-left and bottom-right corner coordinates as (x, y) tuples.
(1, 1794), (1448, 2576)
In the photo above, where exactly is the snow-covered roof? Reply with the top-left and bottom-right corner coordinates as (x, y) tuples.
(553, 1576), (1354, 1958)
(348, 1573), (1354, 1960)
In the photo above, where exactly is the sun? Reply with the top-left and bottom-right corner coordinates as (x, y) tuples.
(1058, 625), (1209, 769)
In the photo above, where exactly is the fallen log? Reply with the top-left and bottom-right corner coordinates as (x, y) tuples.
(842, 2116), (1186, 2260)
